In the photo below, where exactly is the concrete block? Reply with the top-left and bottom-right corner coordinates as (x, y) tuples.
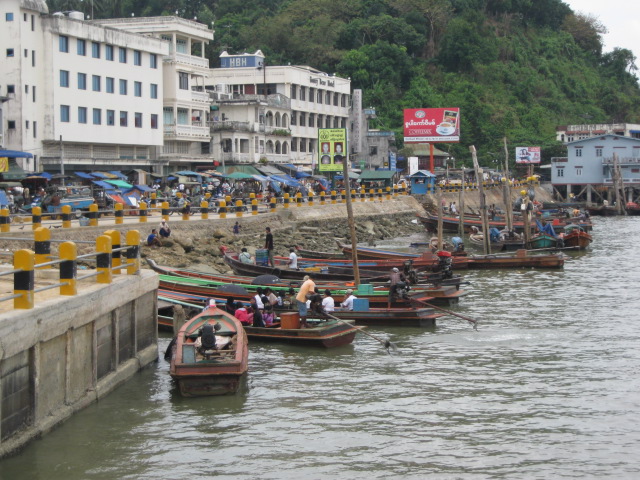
(37, 336), (66, 419)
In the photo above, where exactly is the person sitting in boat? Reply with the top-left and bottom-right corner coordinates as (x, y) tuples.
(225, 297), (238, 315)
(388, 268), (408, 306)
(239, 248), (253, 264)
(253, 288), (266, 311)
(263, 301), (275, 326)
(265, 287), (279, 307)
(234, 305), (253, 326)
(322, 289), (335, 313)
(250, 299), (266, 327)
(196, 322), (222, 356)
(339, 289), (357, 311)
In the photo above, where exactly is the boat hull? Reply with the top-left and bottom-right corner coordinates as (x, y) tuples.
(244, 320), (358, 347)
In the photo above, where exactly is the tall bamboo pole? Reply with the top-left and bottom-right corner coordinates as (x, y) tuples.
(470, 146), (491, 254)
(343, 158), (361, 285)
(502, 137), (513, 232)
(437, 187), (444, 250)
(458, 169), (465, 237)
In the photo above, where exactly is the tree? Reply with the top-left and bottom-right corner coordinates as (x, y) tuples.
(562, 12), (607, 56)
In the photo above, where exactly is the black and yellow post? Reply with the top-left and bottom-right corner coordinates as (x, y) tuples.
(13, 249), (35, 309)
(139, 201), (148, 223)
(125, 230), (140, 275)
(34, 227), (51, 269)
(319, 191), (325, 205)
(296, 192), (303, 207)
(360, 187), (366, 202)
(351, 189), (356, 202)
(251, 198), (258, 215)
(235, 199), (244, 217)
(115, 203), (124, 225)
(340, 190), (346, 203)
(330, 190), (336, 204)
(182, 202), (190, 221)
(284, 193), (290, 209)
(104, 230), (122, 275)
(96, 235), (112, 284)
(225, 195), (232, 205)
(386, 186), (391, 200)
(369, 188), (375, 201)
(377, 188), (383, 201)
(205, 192), (211, 201)
(150, 192), (157, 209)
(0, 208), (10, 233)
(219, 200), (227, 219)
(59, 241), (77, 296)
(200, 200), (209, 219)
(270, 197), (277, 213)
(308, 191), (314, 207)
(61, 205), (72, 228)
(89, 203), (99, 227)
(393, 184), (398, 197)
(32, 206), (42, 231)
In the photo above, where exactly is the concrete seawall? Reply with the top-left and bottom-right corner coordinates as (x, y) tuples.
(0, 270), (158, 457)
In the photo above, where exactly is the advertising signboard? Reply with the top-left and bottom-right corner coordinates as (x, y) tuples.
(318, 128), (348, 172)
(389, 152), (397, 171)
(515, 146), (541, 164)
(408, 156), (419, 175)
(403, 108), (460, 143)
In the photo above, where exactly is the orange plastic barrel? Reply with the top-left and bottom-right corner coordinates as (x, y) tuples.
(280, 312), (301, 329)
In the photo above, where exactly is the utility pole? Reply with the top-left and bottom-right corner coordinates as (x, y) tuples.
(502, 137), (513, 232)
(59, 135), (65, 186)
(470, 145), (490, 254)
(343, 154), (360, 285)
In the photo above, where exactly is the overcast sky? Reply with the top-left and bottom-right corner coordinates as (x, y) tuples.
(563, 0), (640, 65)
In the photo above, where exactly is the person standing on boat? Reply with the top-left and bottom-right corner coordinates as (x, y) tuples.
(288, 248), (298, 270)
(265, 227), (274, 267)
(225, 297), (238, 315)
(388, 267), (407, 307)
(295, 275), (316, 328)
(450, 202), (458, 215)
(322, 289), (335, 313)
(250, 299), (266, 327)
(339, 289), (357, 311)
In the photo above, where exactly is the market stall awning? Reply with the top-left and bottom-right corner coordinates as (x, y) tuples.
(126, 185), (154, 193)
(358, 170), (397, 180)
(108, 171), (128, 180)
(225, 171), (255, 180)
(255, 165), (285, 176)
(0, 149), (33, 158)
(0, 159), (29, 180)
(270, 174), (301, 187)
(75, 172), (95, 179)
(175, 170), (202, 177)
(104, 179), (133, 189)
(92, 180), (117, 190)
(334, 171), (360, 180)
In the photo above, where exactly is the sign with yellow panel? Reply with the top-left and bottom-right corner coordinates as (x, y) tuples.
(318, 128), (347, 172)
(0, 158), (8, 173)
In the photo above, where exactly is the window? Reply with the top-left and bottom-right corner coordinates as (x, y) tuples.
(33, 121), (37, 138)
(25, 120), (29, 130)
(150, 54), (157, 69)
(309, 88), (315, 103)
(106, 110), (115, 126)
(77, 73), (87, 90)
(6, 49), (14, 57)
(25, 85), (29, 94)
(77, 39), (86, 56)
(290, 84), (297, 100)
(341, 94), (347, 107)
(575, 167), (582, 176)
(60, 105), (70, 122)
(134, 50), (141, 66)
(134, 81), (142, 97)
(106, 77), (114, 93)
(557, 168), (564, 177)
(290, 111), (296, 126)
(78, 107), (87, 124)
(60, 70), (69, 87)
(150, 83), (158, 99)
(93, 108), (101, 125)
(32, 50), (35, 66)
(634, 148), (640, 158)
(135, 112), (142, 128)
(7, 121), (16, 129)
(333, 93), (338, 106)
(299, 112), (305, 127)
(119, 47), (127, 63)
(105, 44), (113, 61)
(325, 91), (331, 104)
(92, 75), (101, 92)
(120, 111), (128, 127)
(576, 148), (582, 157)
(300, 86), (306, 101)
(178, 72), (188, 90)
(24, 49), (28, 58)
(317, 90), (323, 104)
(119, 79), (127, 95)
(31, 14), (34, 31)
(151, 114), (158, 129)
(92, 42), (100, 58)
(300, 139), (306, 152)
(309, 113), (315, 127)
(5, 13), (14, 21)
(59, 35), (69, 52)
(596, 148), (603, 157)
(7, 85), (15, 94)
(32, 86), (36, 102)
(369, 146), (378, 155)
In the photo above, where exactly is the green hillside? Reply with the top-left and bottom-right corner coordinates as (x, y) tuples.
(51, 0), (640, 166)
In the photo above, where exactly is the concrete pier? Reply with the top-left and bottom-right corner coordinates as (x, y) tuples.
(0, 270), (158, 457)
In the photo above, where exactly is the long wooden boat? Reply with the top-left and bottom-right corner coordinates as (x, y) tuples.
(466, 250), (565, 269)
(586, 205), (618, 216)
(528, 233), (560, 250)
(295, 246), (345, 259)
(468, 232), (525, 252)
(168, 306), (248, 397)
(244, 318), (359, 347)
(561, 225), (593, 250)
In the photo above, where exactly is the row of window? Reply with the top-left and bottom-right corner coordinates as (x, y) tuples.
(5, 120), (37, 138)
(5, 12), (35, 30)
(59, 106), (158, 129)
(59, 35), (158, 68)
(290, 85), (349, 107)
(290, 112), (347, 129)
(59, 70), (158, 98)
(574, 147), (640, 158)
(3, 84), (37, 102)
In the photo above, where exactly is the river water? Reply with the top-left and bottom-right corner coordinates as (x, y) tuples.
(1, 217), (639, 479)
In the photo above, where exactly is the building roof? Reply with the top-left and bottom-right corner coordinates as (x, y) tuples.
(358, 170), (397, 180)
(407, 144), (450, 156)
(409, 170), (436, 178)
(565, 134), (640, 145)
(22, 0), (48, 14)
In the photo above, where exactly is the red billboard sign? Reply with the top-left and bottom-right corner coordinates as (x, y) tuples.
(403, 108), (460, 143)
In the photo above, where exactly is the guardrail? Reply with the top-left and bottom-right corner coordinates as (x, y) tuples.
(0, 228), (141, 309)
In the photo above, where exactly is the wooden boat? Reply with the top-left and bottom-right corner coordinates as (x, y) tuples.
(466, 250), (565, 269)
(295, 246), (345, 259)
(468, 230), (525, 252)
(528, 233), (560, 250)
(244, 316), (359, 348)
(561, 225), (593, 250)
(168, 305), (248, 397)
(586, 205), (618, 216)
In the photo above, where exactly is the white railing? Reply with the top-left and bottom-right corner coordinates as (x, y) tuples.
(164, 124), (210, 138)
(602, 156), (640, 164)
(173, 52), (209, 69)
(191, 90), (210, 103)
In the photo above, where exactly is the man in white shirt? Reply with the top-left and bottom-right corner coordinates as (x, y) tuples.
(288, 248), (298, 270)
(321, 289), (335, 313)
(253, 287), (265, 310)
(339, 289), (357, 311)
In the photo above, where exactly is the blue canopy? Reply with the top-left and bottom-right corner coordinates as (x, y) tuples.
(126, 185), (154, 193)
(536, 219), (557, 237)
(91, 172), (110, 179)
(270, 174), (301, 188)
(92, 180), (117, 190)
(0, 149), (33, 158)
(175, 170), (201, 176)
(108, 171), (127, 180)
(295, 171), (311, 179)
(75, 172), (95, 179)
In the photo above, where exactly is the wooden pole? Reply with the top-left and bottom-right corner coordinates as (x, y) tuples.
(437, 187), (444, 250)
(429, 143), (435, 173)
(470, 146), (491, 254)
(458, 169), (465, 237)
(502, 137), (513, 232)
(343, 157), (361, 285)
(612, 153), (627, 215)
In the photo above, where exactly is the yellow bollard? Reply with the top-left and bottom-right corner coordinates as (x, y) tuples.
(284, 193), (290, 209)
(351, 189), (356, 202)
(89, 203), (99, 227)
(59, 241), (77, 295)
(340, 190), (346, 203)
(125, 230), (140, 275)
(296, 192), (302, 207)
(235, 199), (244, 217)
(150, 192), (157, 209)
(96, 235), (112, 284)
(32, 206), (42, 230)
(160, 201), (169, 221)
(369, 188), (375, 201)
(330, 191), (336, 204)
(34, 227), (51, 269)
(377, 188), (383, 201)
(251, 199), (258, 215)
(360, 188), (366, 202)
(104, 230), (122, 275)
(270, 197), (277, 213)
(13, 249), (35, 309)
(386, 186), (391, 200)
(393, 185), (398, 197)
(225, 195), (232, 205)
(201, 200), (209, 219)
(205, 192), (211, 200)
(114, 203), (124, 225)
(182, 202), (190, 221)
(139, 201), (148, 223)
(320, 191), (326, 205)
(219, 200), (227, 219)
(61, 205), (72, 228)
(0, 208), (10, 233)
(308, 191), (314, 207)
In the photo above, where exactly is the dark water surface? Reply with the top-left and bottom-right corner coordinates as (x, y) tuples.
(1, 218), (639, 479)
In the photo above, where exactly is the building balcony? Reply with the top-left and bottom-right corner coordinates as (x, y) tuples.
(170, 52), (209, 69)
(602, 156), (640, 165)
(210, 121), (252, 133)
(164, 123), (210, 139)
(191, 90), (210, 103)
(220, 152), (255, 164)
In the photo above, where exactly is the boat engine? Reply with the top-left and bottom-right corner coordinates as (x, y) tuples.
(435, 250), (453, 279)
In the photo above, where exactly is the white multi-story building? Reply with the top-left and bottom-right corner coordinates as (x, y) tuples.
(556, 123), (640, 143)
(1, 0), (169, 172)
(95, 16), (214, 171)
(206, 51), (351, 166)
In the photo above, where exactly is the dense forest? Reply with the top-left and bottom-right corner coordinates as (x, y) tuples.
(47, 0), (640, 166)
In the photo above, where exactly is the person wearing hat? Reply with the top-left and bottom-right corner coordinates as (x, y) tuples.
(339, 289), (357, 311)
(295, 274), (315, 328)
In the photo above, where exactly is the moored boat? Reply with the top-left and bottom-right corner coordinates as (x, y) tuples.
(561, 225), (593, 250)
(466, 249), (565, 269)
(168, 305), (248, 397)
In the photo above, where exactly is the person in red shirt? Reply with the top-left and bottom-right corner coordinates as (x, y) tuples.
(234, 305), (253, 326)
